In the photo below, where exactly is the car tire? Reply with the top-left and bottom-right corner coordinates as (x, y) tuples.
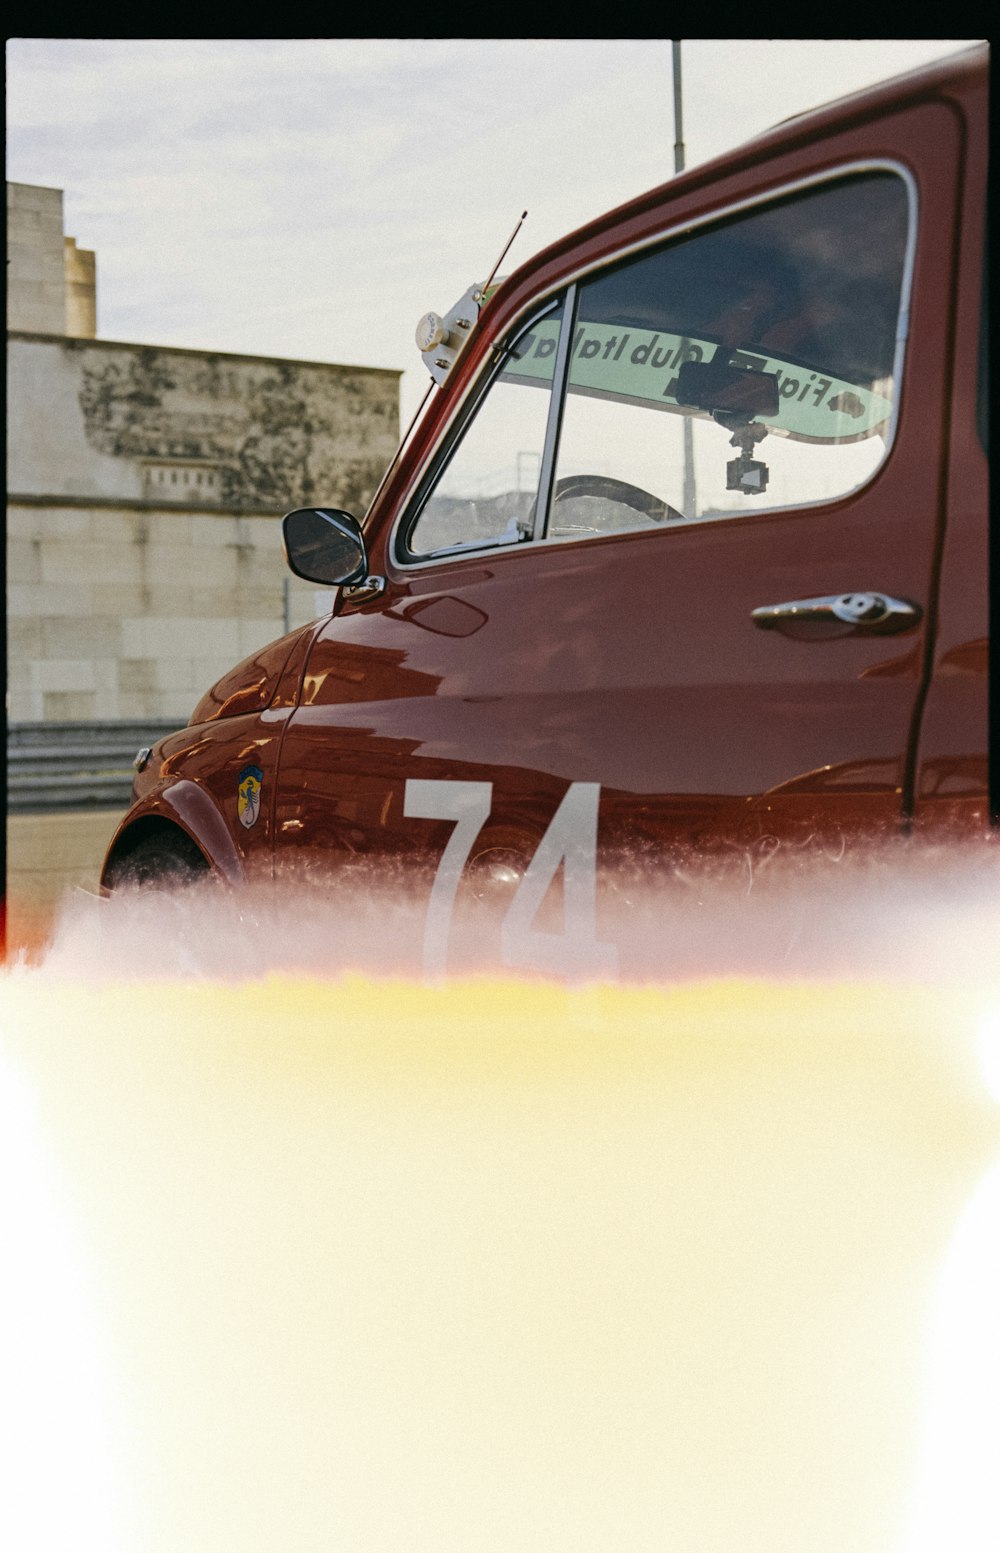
(106, 831), (210, 891)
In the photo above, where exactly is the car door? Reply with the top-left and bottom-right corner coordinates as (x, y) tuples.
(273, 101), (961, 972)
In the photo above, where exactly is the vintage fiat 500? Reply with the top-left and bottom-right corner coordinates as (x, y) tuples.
(103, 46), (990, 974)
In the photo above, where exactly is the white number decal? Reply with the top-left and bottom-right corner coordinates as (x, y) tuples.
(404, 779), (618, 980)
(403, 778), (493, 978)
(501, 781), (619, 980)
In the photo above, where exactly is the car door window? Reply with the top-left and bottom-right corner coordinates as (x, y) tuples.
(406, 300), (565, 558)
(550, 170), (912, 535)
(400, 170), (912, 563)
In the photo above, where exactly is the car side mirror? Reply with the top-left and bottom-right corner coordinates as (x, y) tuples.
(675, 357), (779, 421)
(282, 508), (368, 586)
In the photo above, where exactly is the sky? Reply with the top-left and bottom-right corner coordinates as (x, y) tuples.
(5, 38), (983, 426)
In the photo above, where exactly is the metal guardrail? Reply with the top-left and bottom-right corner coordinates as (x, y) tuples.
(7, 720), (182, 811)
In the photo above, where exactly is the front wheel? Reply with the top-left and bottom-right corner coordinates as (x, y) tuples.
(105, 830), (211, 891)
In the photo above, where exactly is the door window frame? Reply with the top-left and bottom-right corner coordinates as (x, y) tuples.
(395, 294), (566, 563)
(392, 159), (918, 571)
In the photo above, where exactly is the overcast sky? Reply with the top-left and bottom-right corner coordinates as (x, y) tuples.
(6, 38), (982, 425)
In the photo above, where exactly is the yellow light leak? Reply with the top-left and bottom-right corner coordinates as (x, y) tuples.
(0, 1049), (123, 1553)
(2, 971), (998, 1553)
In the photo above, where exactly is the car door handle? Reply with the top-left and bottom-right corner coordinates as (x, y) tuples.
(751, 591), (922, 637)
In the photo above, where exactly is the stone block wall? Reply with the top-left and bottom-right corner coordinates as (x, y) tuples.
(7, 334), (400, 723)
(7, 502), (333, 722)
(6, 183), (70, 336)
(64, 237), (97, 339)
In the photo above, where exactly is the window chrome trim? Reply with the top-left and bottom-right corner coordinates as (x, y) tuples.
(395, 296), (563, 564)
(533, 282), (578, 541)
(391, 159), (918, 570)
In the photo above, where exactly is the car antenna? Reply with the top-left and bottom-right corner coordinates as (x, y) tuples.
(415, 211), (530, 387)
(482, 210), (528, 298)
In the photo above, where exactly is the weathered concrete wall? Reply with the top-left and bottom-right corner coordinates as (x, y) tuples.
(7, 501), (334, 722)
(7, 335), (400, 723)
(8, 334), (399, 515)
(7, 180), (401, 726)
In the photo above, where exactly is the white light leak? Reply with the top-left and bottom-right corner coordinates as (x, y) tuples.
(893, 1001), (1000, 1552)
(979, 1002), (1000, 1104)
(2, 836), (998, 1551)
(897, 1155), (1000, 1553)
(0, 1053), (123, 1553)
(29, 834), (1000, 987)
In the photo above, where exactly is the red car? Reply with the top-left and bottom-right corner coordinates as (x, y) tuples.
(104, 45), (991, 975)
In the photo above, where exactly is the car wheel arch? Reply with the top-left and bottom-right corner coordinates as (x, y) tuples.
(101, 815), (212, 891)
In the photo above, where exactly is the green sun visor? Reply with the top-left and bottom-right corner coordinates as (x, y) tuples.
(501, 317), (892, 445)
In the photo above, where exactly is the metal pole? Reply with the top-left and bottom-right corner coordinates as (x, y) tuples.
(672, 41), (697, 517)
(672, 40), (686, 175)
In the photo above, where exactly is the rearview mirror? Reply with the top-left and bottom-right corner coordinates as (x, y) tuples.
(282, 508), (367, 586)
(675, 357), (779, 420)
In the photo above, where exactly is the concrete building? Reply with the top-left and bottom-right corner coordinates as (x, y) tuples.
(6, 181), (401, 723)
